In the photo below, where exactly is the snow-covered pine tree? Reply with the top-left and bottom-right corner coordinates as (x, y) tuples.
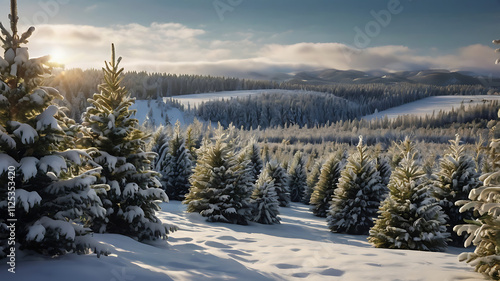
(288, 151), (307, 202)
(369, 137), (448, 251)
(183, 126), (253, 224)
(310, 154), (342, 217)
(265, 160), (291, 207)
(159, 120), (193, 201)
(0, 0), (107, 257)
(433, 134), (481, 247)
(81, 45), (174, 240)
(303, 161), (321, 205)
(239, 138), (264, 183)
(250, 169), (280, 224)
(454, 127), (500, 279)
(376, 154), (392, 187)
(327, 136), (386, 235)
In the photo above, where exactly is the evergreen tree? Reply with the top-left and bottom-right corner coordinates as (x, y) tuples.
(303, 161), (321, 205)
(158, 121), (193, 201)
(183, 127), (253, 224)
(0, 1), (107, 257)
(376, 155), (392, 187)
(265, 160), (291, 207)
(240, 138), (264, 183)
(327, 136), (385, 235)
(369, 138), (448, 251)
(310, 154), (342, 217)
(250, 169), (280, 224)
(433, 134), (481, 246)
(288, 151), (307, 202)
(81, 45), (174, 240)
(455, 129), (500, 279)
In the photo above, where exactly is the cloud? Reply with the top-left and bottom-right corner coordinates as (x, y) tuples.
(24, 22), (500, 78)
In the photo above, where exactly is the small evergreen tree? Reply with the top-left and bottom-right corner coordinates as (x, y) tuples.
(240, 138), (264, 183)
(433, 134), (481, 246)
(265, 160), (291, 207)
(369, 138), (449, 251)
(327, 136), (385, 235)
(82, 45), (174, 240)
(303, 161), (321, 205)
(158, 121), (193, 201)
(183, 127), (253, 224)
(0, 0), (107, 257)
(250, 169), (280, 224)
(288, 151), (307, 202)
(310, 154), (342, 217)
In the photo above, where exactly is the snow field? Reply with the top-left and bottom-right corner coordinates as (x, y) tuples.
(364, 95), (500, 120)
(3, 201), (482, 281)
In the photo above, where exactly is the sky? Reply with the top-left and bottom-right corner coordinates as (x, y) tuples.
(1, 0), (500, 78)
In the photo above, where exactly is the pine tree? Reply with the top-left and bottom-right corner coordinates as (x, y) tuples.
(158, 121), (193, 201)
(265, 160), (291, 207)
(0, 0), (107, 257)
(250, 169), (280, 224)
(376, 154), (392, 187)
(240, 138), (263, 183)
(81, 45), (174, 240)
(288, 151), (307, 202)
(369, 138), (448, 251)
(310, 154), (342, 217)
(454, 132), (500, 279)
(303, 161), (321, 205)
(433, 134), (481, 246)
(183, 126), (253, 224)
(327, 136), (386, 235)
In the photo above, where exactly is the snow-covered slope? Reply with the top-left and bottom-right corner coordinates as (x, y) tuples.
(170, 89), (332, 109)
(364, 95), (500, 120)
(2, 201), (481, 281)
(130, 99), (193, 128)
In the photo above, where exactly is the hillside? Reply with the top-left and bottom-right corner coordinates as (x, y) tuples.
(1, 201), (480, 281)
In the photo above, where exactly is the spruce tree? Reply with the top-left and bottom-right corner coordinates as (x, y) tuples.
(0, 0), (107, 257)
(303, 161), (321, 205)
(183, 127), (253, 225)
(250, 169), (280, 224)
(288, 151), (307, 202)
(265, 160), (291, 207)
(369, 138), (448, 251)
(82, 45), (174, 240)
(327, 136), (385, 235)
(240, 138), (264, 183)
(158, 121), (193, 201)
(455, 130), (500, 279)
(310, 154), (342, 217)
(433, 134), (481, 246)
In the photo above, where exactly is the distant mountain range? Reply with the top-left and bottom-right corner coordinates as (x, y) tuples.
(264, 69), (500, 87)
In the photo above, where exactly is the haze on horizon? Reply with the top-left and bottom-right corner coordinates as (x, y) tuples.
(1, 0), (499, 78)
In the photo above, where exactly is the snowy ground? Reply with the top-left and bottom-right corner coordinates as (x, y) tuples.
(130, 99), (193, 128)
(2, 201), (483, 281)
(170, 89), (333, 109)
(364, 95), (500, 120)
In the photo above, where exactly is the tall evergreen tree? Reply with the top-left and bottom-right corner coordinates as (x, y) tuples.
(327, 136), (385, 235)
(183, 127), (253, 224)
(455, 126), (500, 279)
(303, 161), (321, 205)
(81, 45), (174, 240)
(433, 134), (481, 246)
(0, 0), (107, 257)
(288, 151), (307, 202)
(310, 154), (342, 217)
(158, 121), (193, 201)
(369, 138), (449, 251)
(250, 169), (280, 224)
(265, 160), (291, 207)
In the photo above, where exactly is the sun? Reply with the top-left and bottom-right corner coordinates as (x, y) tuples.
(48, 48), (67, 65)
